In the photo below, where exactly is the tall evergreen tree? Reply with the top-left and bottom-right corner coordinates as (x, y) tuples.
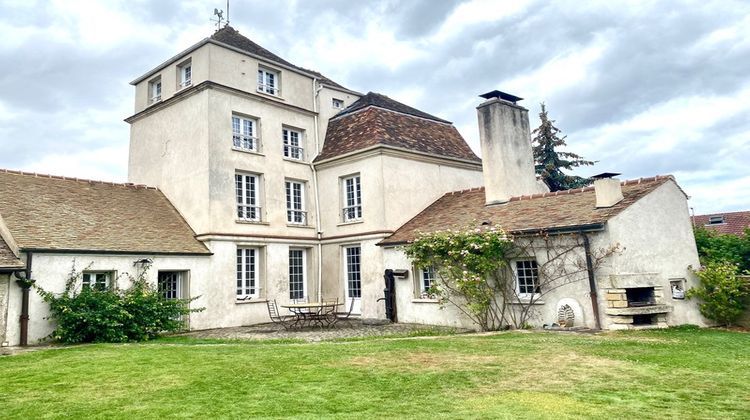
(531, 103), (595, 191)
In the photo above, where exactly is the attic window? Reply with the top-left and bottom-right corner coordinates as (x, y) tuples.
(707, 215), (725, 225)
(178, 59), (192, 89)
(332, 98), (344, 109)
(149, 77), (162, 104)
(257, 67), (279, 96)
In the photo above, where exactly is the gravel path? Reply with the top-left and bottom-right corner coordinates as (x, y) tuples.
(177, 320), (468, 342)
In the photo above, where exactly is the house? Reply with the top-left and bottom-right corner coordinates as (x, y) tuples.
(0, 25), (705, 345)
(693, 211), (750, 236)
(0, 171), (212, 346)
(378, 94), (705, 330)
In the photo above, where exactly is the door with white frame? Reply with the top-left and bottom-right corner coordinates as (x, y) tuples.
(343, 245), (362, 314)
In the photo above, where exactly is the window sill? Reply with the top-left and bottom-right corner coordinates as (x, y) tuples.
(282, 157), (308, 165)
(236, 220), (270, 225)
(287, 224), (315, 229)
(510, 299), (545, 305)
(235, 298), (267, 305)
(255, 90), (284, 101)
(231, 147), (264, 156)
(338, 220), (364, 226)
(411, 298), (440, 304)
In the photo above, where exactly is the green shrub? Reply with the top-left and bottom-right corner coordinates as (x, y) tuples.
(687, 262), (750, 326)
(37, 263), (199, 343)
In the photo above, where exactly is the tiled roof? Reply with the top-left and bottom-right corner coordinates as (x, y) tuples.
(0, 170), (210, 255)
(333, 92), (450, 123)
(211, 26), (347, 90)
(693, 211), (750, 236)
(0, 235), (23, 269)
(315, 96), (480, 163)
(379, 176), (675, 245)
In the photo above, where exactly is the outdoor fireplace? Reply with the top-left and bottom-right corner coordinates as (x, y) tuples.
(604, 285), (671, 330)
(625, 287), (655, 307)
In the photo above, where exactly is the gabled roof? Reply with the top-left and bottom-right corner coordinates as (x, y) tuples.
(315, 93), (480, 163)
(0, 170), (210, 255)
(693, 211), (750, 236)
(0, 235), (23, 269)
(379, 176), (675, 246)
(210, 26), (347, 90)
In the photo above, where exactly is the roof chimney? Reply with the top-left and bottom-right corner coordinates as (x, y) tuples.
(592, 173), (624, 208)
(477, 90), (541, 205)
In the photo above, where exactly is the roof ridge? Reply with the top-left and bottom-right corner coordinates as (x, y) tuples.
(695, 210), (750, 217)
(0, 168), (157, 190)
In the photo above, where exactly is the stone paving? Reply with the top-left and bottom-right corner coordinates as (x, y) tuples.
(176, 320), (469, 342)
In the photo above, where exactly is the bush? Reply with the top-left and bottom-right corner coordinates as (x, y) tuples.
(687, 262), (750, 326)
(37, 264), (199, 343)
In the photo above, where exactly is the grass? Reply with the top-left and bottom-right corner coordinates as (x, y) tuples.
(0, 327), (748, 419)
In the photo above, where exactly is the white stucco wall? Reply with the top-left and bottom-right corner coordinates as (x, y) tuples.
(4, 253), (211, 346)
(0, 274), (10, 346)
(596, 180), (706, 327)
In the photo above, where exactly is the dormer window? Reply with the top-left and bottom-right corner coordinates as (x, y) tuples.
(178, 60), (192, 89)
(257, 67), (279, 96)
(149, 77), (162, 104)
(707, 215), (725, 225)
(332, 98), (344, 109)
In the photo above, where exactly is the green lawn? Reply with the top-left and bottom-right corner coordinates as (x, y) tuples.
(1, 327), (748, 419)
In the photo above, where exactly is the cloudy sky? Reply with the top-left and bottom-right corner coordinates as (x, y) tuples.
(1, 0), (748, 214)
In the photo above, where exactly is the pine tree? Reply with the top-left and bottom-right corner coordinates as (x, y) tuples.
(531, 103), (595, 192)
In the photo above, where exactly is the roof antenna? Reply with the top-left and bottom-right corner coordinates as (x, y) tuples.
(211, 6), (225, 30)
(226, 0), (230, 27)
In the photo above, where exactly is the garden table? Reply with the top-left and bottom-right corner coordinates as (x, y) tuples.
(280, 302), (342, 329)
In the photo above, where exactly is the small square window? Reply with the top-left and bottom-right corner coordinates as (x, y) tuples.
(82, 272), (112, 291)
(514, 260), (540, 297)
(332, 98), (345, 109)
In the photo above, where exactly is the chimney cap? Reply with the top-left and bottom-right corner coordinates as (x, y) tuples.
(592, 172), (621, 179)
(479, 90), (523, 104)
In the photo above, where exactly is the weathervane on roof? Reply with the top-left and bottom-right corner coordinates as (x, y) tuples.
(211, 1), (230, 30)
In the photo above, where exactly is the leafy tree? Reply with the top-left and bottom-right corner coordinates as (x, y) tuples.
(693, 226), (750, 273)
(531, 103), (595, 191)
(687, 261), (750, 326)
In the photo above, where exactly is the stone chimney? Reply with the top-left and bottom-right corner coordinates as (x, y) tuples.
(592, 173), (624, 208)
(477, 90), (540, 205)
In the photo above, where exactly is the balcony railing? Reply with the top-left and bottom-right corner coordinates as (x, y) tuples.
(237, 205), (262, 222)
(179, 79), (192, 89)
(287, 210), (308, 225)
(342, 205), (362, 222)
(233, 134), (260, 152)
(283, 144), (304, 160)
(257, 84), (279, 95)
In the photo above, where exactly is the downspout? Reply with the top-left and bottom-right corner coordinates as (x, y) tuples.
(580, 233), (602, 330)
(16, 252), (35, 346)
(310, 78), (324, 301)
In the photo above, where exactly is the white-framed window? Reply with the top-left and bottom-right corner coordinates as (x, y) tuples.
(236, 173), (261, 222)
(158, 271), (183, 300)
(707, 215), (725, 225)
(285, 180), (306, 225)
(332, 98), (344, 109)
(82, 271), (112, 291)
(283, 128), (304, 160)
(149, 77), (162, 104)
(236, 247), (259, 299)
(342, 175), (362, 222)
(514, 260), (540, 297)
(257, 67), (279, 95)
(345, 245), (362, 299)
(232, 115), (260, 152)
(289, 248), (306, 300)
(418, 266), (436, 298)
(178, 61), (192, 89)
